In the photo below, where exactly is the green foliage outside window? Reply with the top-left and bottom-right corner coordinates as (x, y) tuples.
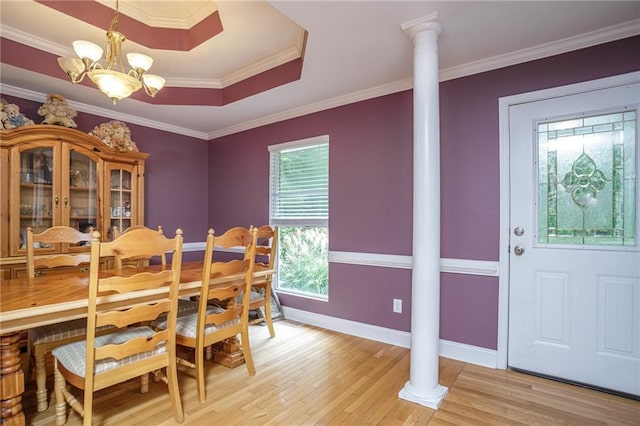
(277, 226), (328, 296)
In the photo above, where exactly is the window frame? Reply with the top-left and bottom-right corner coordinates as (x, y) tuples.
(268, 135), (329, 298)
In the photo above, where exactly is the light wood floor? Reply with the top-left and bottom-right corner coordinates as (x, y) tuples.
(25, 320), (639, 425)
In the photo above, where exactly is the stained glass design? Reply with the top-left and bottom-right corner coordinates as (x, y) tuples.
(537, 110), (636, 246)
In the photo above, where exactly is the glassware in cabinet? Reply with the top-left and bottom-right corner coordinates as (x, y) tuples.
(108, 166), (136, 240)
(18, 147), (54, 250)
(68, 150), (99, 239)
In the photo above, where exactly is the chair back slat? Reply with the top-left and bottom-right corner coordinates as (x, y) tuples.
(94, 330), (169, 362)
(99, 270), (175, 294)
(205, 306), (242, 326)
(112, 225), (167, 268)
(96, 301), (172, 329)
(26, 226), (92, 277)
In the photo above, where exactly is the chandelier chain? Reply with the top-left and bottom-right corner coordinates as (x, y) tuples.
(110, 0), (120, 32)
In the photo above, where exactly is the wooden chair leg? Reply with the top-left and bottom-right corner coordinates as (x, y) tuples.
(35, 350), (48, 412)
(240, 329), (255, 376)
(196, 345), (206, 404)
(264, 293), (275, 338)
(166, 358), (185, 423)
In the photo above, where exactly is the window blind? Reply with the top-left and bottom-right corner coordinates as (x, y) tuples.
(269, 136), (328, 226)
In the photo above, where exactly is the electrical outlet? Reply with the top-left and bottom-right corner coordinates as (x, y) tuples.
(393, 298), (402, 313)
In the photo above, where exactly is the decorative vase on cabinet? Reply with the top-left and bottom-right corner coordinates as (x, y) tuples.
(0, 125), (148, 278)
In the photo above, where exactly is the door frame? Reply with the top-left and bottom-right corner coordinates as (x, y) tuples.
(496, 71), (640, 369)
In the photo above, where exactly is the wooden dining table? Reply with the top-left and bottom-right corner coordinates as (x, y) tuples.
(0, 261), (273, 426)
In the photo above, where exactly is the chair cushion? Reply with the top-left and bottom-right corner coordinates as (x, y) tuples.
(29, 319), (113, 345)
(52, 326), (166, 377)
(250, 290), (265, 303)
(154, 306), (240, 339)
(177, 298), (199, 313)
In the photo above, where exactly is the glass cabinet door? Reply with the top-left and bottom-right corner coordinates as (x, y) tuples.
(107, 165), (137, 240)
(12, 145), (98, 255)
(67, 149), (99, 244)
(17, 146), (55, 252)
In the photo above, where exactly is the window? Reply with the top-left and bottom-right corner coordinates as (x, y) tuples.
(269, 135), (329, 298)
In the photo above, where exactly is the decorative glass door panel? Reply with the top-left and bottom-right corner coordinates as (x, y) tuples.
(537, 110), (636, 247)
(17, 146), (56, 252)
(107, 164), (137, 240)
(67, 149), (99, 250)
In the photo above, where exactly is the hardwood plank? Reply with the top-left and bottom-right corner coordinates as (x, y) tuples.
(23, 320), (640, 425)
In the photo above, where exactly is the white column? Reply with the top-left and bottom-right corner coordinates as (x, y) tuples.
(398, 15), (448, 409)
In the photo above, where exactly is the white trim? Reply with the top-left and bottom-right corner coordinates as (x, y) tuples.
(268, 134), (329, 152)
(440, 258), (499, 277)
(496, 71), (640, 370)
(329, 251), (412, 269)
(282, 307), (497, 368)
(0, 83), (209, 140)
(439, 339), (497, 369)
(186, 245), (498, 276)
(283, 306), (411, 348)
(440, 19), (640, 83)
(183, 242), (205, 253)
(209, 20), (639, 139)
(328, 251), (499, 276)
(182, 242), (243, 254)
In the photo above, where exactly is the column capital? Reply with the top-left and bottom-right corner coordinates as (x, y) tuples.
(401, 12), (442, 41)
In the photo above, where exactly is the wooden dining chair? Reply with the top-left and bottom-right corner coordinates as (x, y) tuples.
(155, 226), (258, 404)
(248, 225), (278, 338)
(51, 228), (184, 426)
(25, 226), (94, 413)
(111, 225), (167, 267)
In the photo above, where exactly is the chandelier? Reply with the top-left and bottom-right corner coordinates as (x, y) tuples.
(57, 0), (165, 104)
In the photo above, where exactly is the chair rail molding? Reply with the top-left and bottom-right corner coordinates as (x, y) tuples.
(329, 251), (498, 277)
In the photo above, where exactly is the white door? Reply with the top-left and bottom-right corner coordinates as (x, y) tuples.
(508, 81), (640, 396)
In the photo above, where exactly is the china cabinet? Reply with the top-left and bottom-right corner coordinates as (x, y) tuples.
(0, 125), (148, 278)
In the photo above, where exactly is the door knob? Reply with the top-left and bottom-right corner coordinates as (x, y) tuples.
(514, 245), (525, 256)
(514, 227), (524, 236)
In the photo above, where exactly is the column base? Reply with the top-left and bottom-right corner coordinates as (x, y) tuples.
(398, 381), (448, 410)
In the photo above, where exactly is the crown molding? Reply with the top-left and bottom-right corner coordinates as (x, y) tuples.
(2, 24), (304, 91)
(95, 0), (218, 29)
(209, 19), (639, 140)
(0, 83), (209, 140)
(207, 77), (414, 139)
(439, 19), (640, 82)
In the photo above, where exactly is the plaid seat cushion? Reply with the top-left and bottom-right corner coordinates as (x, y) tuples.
(30, 319), (114, 345)
(178, 298), (198, 312)
(154, 305), (240, 339)
(250, 290), (265, 303)
(52, 326), (166, 377)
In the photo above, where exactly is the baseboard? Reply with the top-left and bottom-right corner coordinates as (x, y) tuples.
(282, 307), (411, 348)
(282, 307), (498, 368)
(439, 339), (497, 369)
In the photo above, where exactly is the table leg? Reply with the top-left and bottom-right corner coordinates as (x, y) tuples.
(0, 332), (25, 426)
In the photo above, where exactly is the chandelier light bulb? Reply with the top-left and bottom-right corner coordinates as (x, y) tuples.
(127, 53), (153, 73)
(72, 40), (103, 63)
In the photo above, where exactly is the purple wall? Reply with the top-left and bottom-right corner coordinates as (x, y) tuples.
(209, 36), (640, 350)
